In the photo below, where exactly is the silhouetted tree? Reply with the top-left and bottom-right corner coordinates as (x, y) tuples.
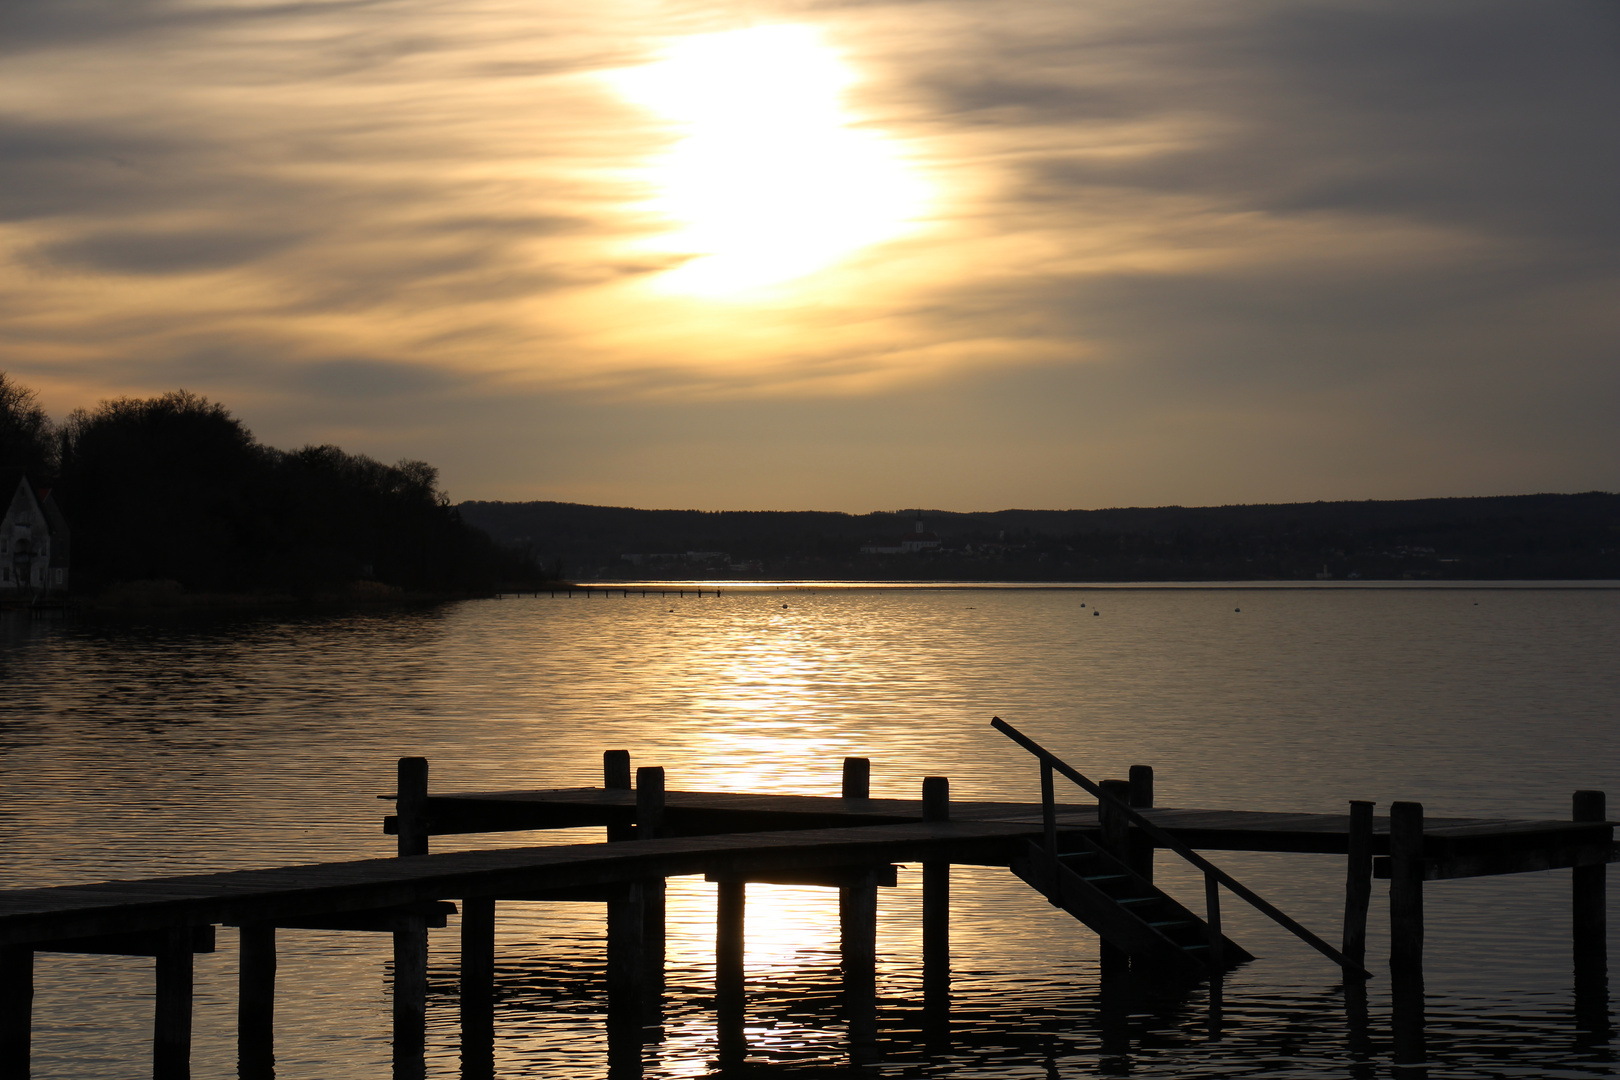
(0, 371), (56, 480)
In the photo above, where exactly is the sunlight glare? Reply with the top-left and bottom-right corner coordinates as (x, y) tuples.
(611, 26), (926, 297)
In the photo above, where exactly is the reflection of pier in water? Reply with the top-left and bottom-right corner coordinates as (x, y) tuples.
(0, 719), (1610, 1078)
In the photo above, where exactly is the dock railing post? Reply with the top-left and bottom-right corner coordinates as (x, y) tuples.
(1573, 789), (1608, 1036)
(396, 757), (429, 858)
(636, 766), (667, 1031)
(0, 946), (32, 1080)
(922, 777), (950, 1049)
(1128, 766), (1154, 883)
(237, 926), (276, 1080)
(1343, 801), (1374, 973)
(1389, 800), (1425, 1068)
(1040, 761), (1057, 861)
(392, 758), (429, 1080)
(154, 927), (194, 1080)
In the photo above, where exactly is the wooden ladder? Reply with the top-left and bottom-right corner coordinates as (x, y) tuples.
(1010, 837), (1253, 973)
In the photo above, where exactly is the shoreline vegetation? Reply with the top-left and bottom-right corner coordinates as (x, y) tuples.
(6, 372), (1617, 611)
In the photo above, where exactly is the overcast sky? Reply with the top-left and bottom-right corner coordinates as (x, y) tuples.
(3, 0), (1616, 510)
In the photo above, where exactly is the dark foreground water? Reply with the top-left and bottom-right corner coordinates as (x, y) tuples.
(0, 584), (1616, 1078)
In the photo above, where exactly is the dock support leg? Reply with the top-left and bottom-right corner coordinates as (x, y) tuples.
(460, 898), (495, 1080)
(154, 928), (194, 1080)
(716, 881), (745, 1062)
(1389, 801), (1425, 1070)
(1343, 800), (1374, 973)
(237, 926), (276, 1080)
(840, 878), (878, 1063)
(0, 946), (32, 1080)
(1099, 779), (1131, 977)
(392, 915), (429, 1080)
(607, 882), (645, 1076)
(1573, 790), (1609, 1040)
(922, 777), (951, 1051)
(635, 767), (667, 1030)
(1127, 765), (1154, 883)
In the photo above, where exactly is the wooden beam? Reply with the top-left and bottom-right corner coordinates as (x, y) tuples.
(1342, 801), (1374, 971)
(34, 925), (215, 956)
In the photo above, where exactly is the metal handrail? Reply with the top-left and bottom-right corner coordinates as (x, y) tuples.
(992, 716), (1372, 980)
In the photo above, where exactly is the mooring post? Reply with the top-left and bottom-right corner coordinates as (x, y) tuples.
(606, 881), (646, 1059)
(154, 927), (194, 1080)
(636, 767), (667, 1026)
(396, 757), (429, 858)
(605, 750), (632, 841)
(460, 897), (496, 1080)
(1573, 789), (1608, 1037)
(1098, 778), (1131, 977)
(715, 880), (746, 1059)
(1128, 765), (1155, 883)
(922, 776), (951, 1048)
(237, 926), (276, 1080)
(1343, 801), (1374, 972)
(842, 757), (870, 801)
(1204, 871), (1225, 969)
(393, 913), (429, 1080)
(1389, 800), (1426, 1068)
(0, 946), (33, 1080)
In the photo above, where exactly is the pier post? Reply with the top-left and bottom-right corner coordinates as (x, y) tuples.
(715, 880), (746, 1060)
(154, 927), (194, 1080)
(1389, 800), (1425, 1069)
(460, 897), (496, 1080)
(1128, 766), (1154, 883)
(604, 751), (632, 841)
(393, 914), (429, 1080)
(237, 926), (276, 1080)
(1342, 800), (1374, 973)
(1573, 790), (1609, 1039)
(922, 777), (950, 1049)
(840, 757), (880, 1059)
(1098, 779), (1131, 977)
(606, 881), (646, 1066)
(636, 767), (667, 1027)
(396, 757), (429, 858)
(842, 757), (870, 801)
(0, 946), (32, 1079)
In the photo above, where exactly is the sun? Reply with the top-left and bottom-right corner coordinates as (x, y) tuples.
(609, 25), (927, 298)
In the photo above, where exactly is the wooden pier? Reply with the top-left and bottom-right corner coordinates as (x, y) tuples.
(0, 718), (1610, 1078)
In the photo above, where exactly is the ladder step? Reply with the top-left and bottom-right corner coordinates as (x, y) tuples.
(1147, 920), (1191, 929)
(1180, 943), (1211, 951)
(1083, 874), (1128, 883)
(1117, 896), (1160, 905)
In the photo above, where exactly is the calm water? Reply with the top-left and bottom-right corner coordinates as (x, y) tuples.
(1, 585), (1616, 1078)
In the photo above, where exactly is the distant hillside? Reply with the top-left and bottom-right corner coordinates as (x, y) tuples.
(458, 492), (1620, 582)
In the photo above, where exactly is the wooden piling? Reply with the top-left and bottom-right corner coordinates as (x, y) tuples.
(237, 926), (275, 1079)
(1389, 800), (1425, 1067)
(460, 897), (496, 1080)
(922, 777), (950, 1038)
(636, 767), (667, 1014)
(1342, 800), (1374, 971)
(1127, 765), (1154, 883)
(0, 946), (32, 1080)
(1098, 778), (1131, 976)
(396, 757), (429, 858)
(605, 751), (632, 841)
(715, 880), (745, 1055)
(1573, 791), (1606, 973)
(1204, 872), (1225, 969)
(842, 757), (870, 800)
(841, 872), (879, 1061)
(606, 882), (646, 1051)
(392, 914), (429, 1080)
(154, 928), (194, 1080)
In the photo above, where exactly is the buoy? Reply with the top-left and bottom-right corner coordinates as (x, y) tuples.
(1093, 610), (1100, 617)
(1235, 608), (1241, 612)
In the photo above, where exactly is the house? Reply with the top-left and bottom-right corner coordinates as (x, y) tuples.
(1, 469), (70, 596)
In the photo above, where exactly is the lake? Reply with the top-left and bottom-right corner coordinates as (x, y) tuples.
(1, 583), (1616, 1078)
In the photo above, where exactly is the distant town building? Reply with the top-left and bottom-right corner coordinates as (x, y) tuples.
(860, 515), (942, 556)
(1, 469), (70, 596)
(620, 551), (731, 567)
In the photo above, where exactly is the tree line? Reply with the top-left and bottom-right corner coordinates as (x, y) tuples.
(0, 372), (541, 596)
